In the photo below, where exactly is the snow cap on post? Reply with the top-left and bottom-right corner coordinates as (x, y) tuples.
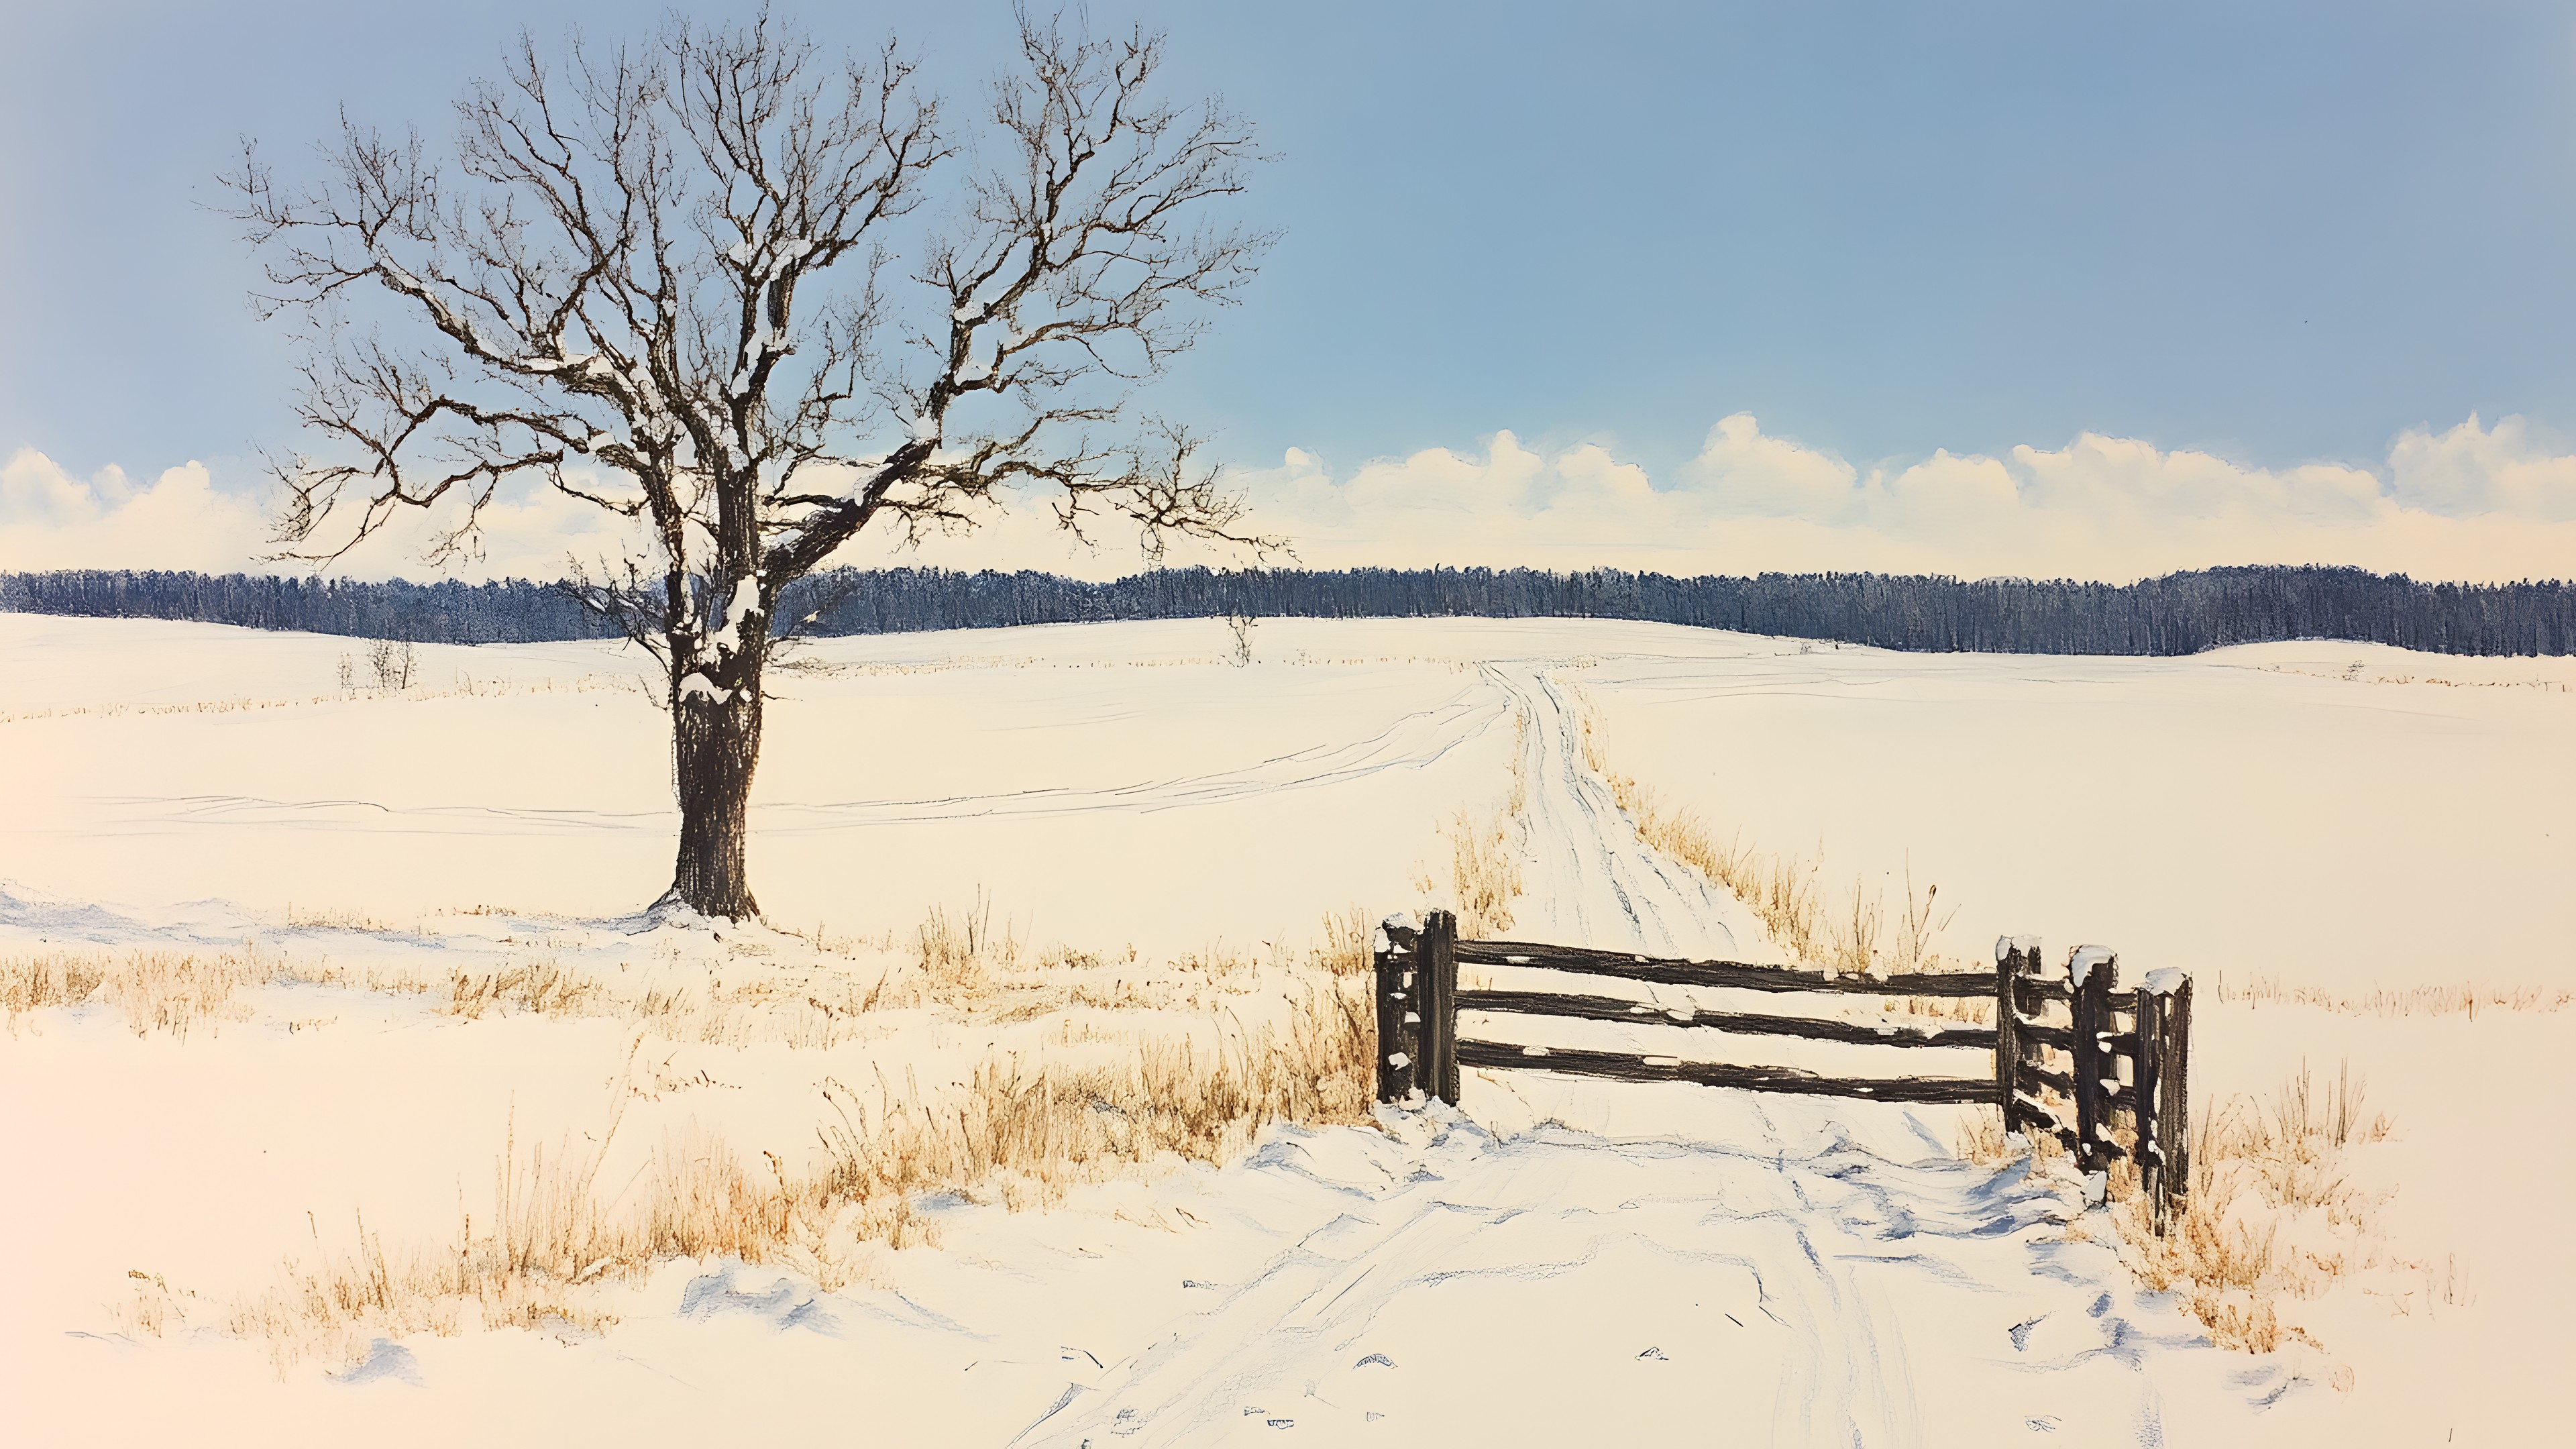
(1379, 911), (1420, 953)
(2140, 967), (2190, 996)
(2069, 945), (2116, 987)
(1994, 934), (2041, 963)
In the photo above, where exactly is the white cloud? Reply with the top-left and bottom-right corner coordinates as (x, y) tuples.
(2387, 413), (2576, 522)
(1, 453), (270, 573)
(11, 413), (2576, 586)
(0, 449), (642, 583)
(1220, 413), (2576, 584)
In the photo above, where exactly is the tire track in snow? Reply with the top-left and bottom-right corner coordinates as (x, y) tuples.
(1017, 663), (2273, 1448)
(78, 690), (1508, 839)
(1491, 663), (1771, 961)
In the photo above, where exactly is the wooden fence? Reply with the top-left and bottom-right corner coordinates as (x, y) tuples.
(1374, 911), (2194, 1230)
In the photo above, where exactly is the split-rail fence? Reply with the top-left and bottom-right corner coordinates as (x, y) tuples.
(1373, 910), (2195, 1230)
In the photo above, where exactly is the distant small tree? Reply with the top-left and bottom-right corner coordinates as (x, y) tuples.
(368, 638), (419, 691)
(1219, 610), (1254, 665)
(228, 7), (1276, 919)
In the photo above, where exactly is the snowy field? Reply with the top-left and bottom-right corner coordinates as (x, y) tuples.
(3, 613), (2570, 1445)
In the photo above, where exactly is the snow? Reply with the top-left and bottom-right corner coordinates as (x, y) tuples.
(2069, 945), (2116, 986)
(677, 670), (731, 704)
(706, 576), (761, 658)
(2, 615), (2571, 1444)
(1489, 663), (1764, 961)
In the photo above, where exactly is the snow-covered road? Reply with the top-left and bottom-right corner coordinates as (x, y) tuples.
(1489, 662), (1768, 961)
(1018, 663), (2287, 1447)
(1017, 1106), (2288, 1446)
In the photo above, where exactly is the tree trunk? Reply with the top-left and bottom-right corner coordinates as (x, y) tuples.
(669, 662), (763, 920)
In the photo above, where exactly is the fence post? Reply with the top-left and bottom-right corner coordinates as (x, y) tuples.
(2133, 969), (2193, 1232)
(1421, 909), (1460, 1105)
(1994, 936), (2036, 1136)
(1374, 913), (1424, 1105)
(2133, 972), (2165, 1232)
(2069, 946), (2116, 1179)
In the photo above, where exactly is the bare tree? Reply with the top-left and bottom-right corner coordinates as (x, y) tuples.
(1218, 610), (1254, 665)
(227, 7), (1276, 920)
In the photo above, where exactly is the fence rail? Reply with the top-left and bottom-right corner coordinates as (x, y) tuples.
(1375, 910), (2194, 1231)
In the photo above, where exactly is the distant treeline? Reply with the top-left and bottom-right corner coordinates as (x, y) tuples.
(4, 564), (2572, 656)
(0, 572), (616, 644)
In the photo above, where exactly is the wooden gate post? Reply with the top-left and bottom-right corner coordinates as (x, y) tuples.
(2069, 946), (2117, 1179)
(2134, 969), (2193, 1232)
(1994, 936), (2039, 1136)
(1374, 913), (1424, 1105)
(1422, 909), (1460, 1106)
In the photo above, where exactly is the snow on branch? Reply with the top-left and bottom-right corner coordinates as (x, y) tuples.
(229, 6), (1273, 700)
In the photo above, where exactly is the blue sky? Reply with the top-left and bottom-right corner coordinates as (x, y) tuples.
(6, 1), (2576, 580)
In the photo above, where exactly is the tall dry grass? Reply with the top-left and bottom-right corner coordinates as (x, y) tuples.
(1574, 702), (1831, 961)
(815, 983), (1375, 1220)
(2, 945), (276, 1039)
(203, 1113), (794, 1368)
(2, 941), (639, 1038)
(284, 902), (405, 933)
(1574, 701), (1978, 982)
(2109, 971), (2561, 1355)
(2106, 1059), (2397, 1354)
(447, 961), (608, 1020)
(1422, 708), (1531, 939)
(111, 906), (1381, 1373)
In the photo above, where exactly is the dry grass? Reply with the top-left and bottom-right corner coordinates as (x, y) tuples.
(1438, 808), (1524, 940)
(111, 906), (1381, 1374)
(1311, 906), (1373, 977)
(2255, 661), (2575, 692)
(0, 672), (647, 729)
(2, 945), (278, 1039)
(814, 983), (1375, 1221)
(2108, 1059), (2396, 1354)
(914, 893), (1016, 1009)
(1552, 691), (2474, 1365)
(446, 961), (609, 1021)
(2216, 971), (2574, 1020)
(284, 902), (405, 933)
(3, 941), (631, 1038)
(142, 977), (1373, 1373)
(1953, 1106), (2017, 1166)
(1574, 700), (1983, 985)
(1420, 708), (1531, 939)
(191, 1112), (800, 1371)
(1575, 700), (1831, 961)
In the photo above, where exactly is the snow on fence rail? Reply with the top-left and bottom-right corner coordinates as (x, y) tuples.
(1374, 912), (2194, 1231)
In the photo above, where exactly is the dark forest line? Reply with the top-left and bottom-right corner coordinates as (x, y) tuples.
(4, 564), (2572, 657)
